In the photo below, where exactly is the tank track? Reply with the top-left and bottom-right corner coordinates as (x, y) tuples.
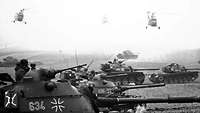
(149, 72), (199, 84)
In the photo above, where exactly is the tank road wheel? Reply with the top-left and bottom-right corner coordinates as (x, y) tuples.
(177, 78), (181, 83)
(172, 79), (177, 84)
(186, 77), (192, 82)
(122, 77), (129, 85)
(158, 76), (164, 82)
(122, 79), (129, 85)
(191, 76), (197, 82)
(187, 76), (194, 82)
(183, 78), (188, 83)
(176, 78), (181, 84)
(168, 79), (173, 84)
(173, 79), (178, 84)
(164, 79), (169, 84)
(182, 77), (187, 83)
(136, 76), (144, 85)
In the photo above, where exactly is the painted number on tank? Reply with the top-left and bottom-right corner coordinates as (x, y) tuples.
(29, 101), (45, 111)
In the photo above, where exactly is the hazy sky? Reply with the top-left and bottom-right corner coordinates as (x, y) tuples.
(0, 0), (200, 58)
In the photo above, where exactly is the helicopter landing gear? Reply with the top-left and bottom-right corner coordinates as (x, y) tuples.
(145, 26), (160, 29)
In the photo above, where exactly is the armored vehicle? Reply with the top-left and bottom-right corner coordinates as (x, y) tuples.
(1, 61), (200, 113)
(0, 56), (18, 67)
(86, 74), (165, 97)
(100, 59), (145, 85)
(0, 64), (99, 113)
(148, 63), (200, 84)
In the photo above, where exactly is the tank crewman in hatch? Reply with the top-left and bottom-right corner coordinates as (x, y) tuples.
(24, 63), (40, 81)
(30, 63), (36, 70)
(15, 59), (30, 82)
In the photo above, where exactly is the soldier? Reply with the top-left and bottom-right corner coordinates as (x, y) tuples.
(89, 70), (96, 80)
(30, 63), (36, 70)
(24, 63), (40, 81)
(15, 59), (30, 82)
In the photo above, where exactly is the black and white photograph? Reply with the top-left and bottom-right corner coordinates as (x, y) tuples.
(0, 0), (200, 113)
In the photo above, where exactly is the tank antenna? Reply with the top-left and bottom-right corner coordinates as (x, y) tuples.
(75, 49), (79, 65)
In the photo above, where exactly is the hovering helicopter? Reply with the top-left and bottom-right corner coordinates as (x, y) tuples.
(146, 11), (160, 29)
(13, 9), (27, 24)
(102, 15), (109, 24)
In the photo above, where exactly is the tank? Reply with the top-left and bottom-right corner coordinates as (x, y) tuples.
(1, 63), (200, 113)
(76, 73), (200, 112)
(148, 63), (200, 84)
(97, 96), (200, 111)
(86, 74), (165, 97)
(0, 64), (98, 113)
(100, 59), (145, 85)
(0, 56), (18, 67)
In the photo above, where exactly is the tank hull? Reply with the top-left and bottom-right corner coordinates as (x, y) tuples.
(149, 71), (199, 84)
(103, 72), (145, 85)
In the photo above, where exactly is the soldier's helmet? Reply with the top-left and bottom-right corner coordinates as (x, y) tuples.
(30, 63), (36, 69)
(20, 59), (29, 66)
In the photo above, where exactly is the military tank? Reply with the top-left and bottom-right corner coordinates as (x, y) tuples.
(85, 74), (165, 97)
(78, 73), (200, 113)
(148, 63), (200, 84)
(100, 59), (145, 85)
(0, 56), (18, 67)
(0, 64), (99, 113)
(2, 62), (200, 113)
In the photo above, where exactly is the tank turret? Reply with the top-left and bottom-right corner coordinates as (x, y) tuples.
(0, 56), (18, 67)
(0, 63), (98, 113)
(38, 64), (87, 81)
(87, 74), (165, 97)
(80, 82), (200, 112)
(112, 83), (165, 94)
(148, 63), (200, 84)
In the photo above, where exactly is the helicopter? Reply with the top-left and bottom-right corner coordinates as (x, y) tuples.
(146, 11), (160, 29)
(102, 15), (109, 24)
(13, 9), (27, 24)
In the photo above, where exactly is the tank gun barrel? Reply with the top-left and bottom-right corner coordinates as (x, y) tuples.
(54, 64), (87, 74)
(113, 83), (165, 93)
(120, 83), (165, 89)
(41, 64), (87, 80)
(101, 74), (128, 79)
(86, 59), (94, 69)
(186, 68), (200, 71)
(133, 68), (200, 71)
(133, 68), (160, 71)
(98, 96), (200, 105)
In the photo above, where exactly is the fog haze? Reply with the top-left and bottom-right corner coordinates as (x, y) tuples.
(0, 0), (200, 60)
